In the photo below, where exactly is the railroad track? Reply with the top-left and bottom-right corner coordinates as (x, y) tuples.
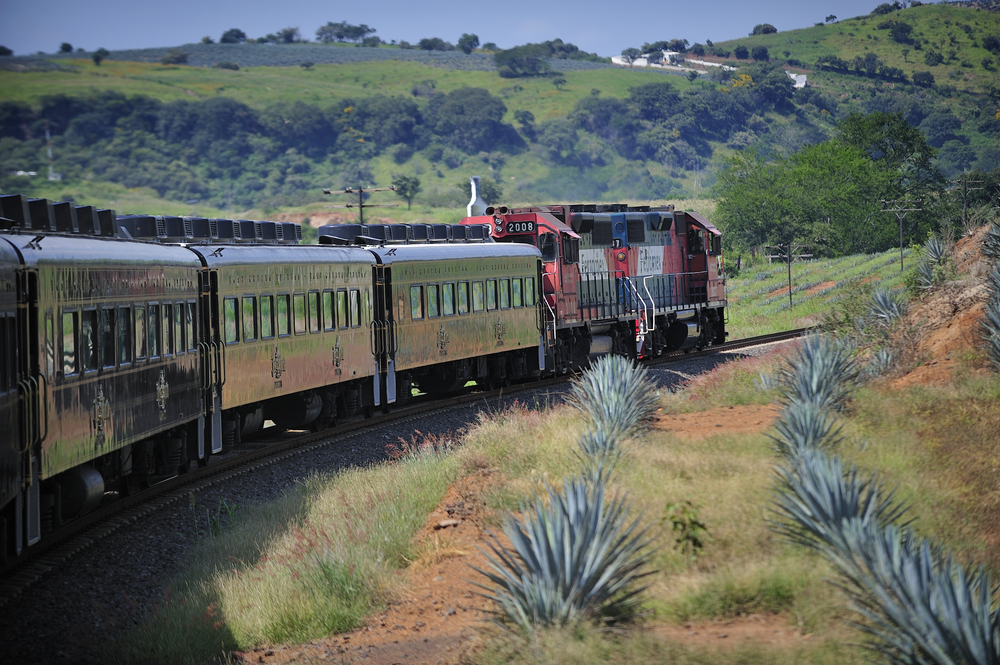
(0, 326), (810, 606)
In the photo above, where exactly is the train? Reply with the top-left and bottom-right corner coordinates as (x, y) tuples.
(0, 192), (726, 563)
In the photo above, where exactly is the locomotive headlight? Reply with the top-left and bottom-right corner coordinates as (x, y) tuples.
(616, 251), (626, 262)
(496, 223), (504, 233)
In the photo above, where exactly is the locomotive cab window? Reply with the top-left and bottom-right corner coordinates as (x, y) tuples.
(260, 296), (273, 339)
(458, 282), (469, 315)
(442, 283), (455, 316)
(539, 234), (558, 262)
(308, 292), (320, 333)
(242, 296), (257, 341)
(135, 306), (146, 360)
(293, 293), (306, 335)
(710, 234), (721, 256)
(322, 291), (334, 331)
(472, 282), (484, 312)
(427, 284), (440, 318)
(81, 309), (97, 372)
(350, 290), (361, 327)
(562, 236), (580, 264)
(512, 279), (523, 308)
(277, 294), (290, 337)
(410, 285), (424, 320)
(119, 307), (132, 365)
(62, 310), (78, 376)
(499, 279), (510, 309)
(100, 308), (116, 369)
(223, 298), (239, 344)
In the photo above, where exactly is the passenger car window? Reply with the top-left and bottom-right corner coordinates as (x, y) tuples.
(242, 296), (257, 341)
(148, 305), (160, 357)
(293, 294), (306, 334)
(458, 282), (469, 315)
(472, 282), (484, 312)
(323, 291), (334, 330)
(81, 310), (98, 371)
(162, 304), (172, 356)
(119, 306), (132, 364)
(260, 296), (273, 339)
(410, 286), (423, 320)
(62, 310), (77, 375)
(186, 302), (196, 351)
(174, 304), (184, 354)
(486, 280), (497, 311)
(427, 285), (440, 318)
(512, 279), (523, 307)
(499, 279), (510, 309)
(135, 306), (146, 359)
(277, 295), (290, 336)
(350, 290), (361, 327)
(223, 298), (238, 344)
(525, 277), (536, 306)
(308, 292), (320, 333)
(101, 309), (116, 368)
(442, 283), (455, 316)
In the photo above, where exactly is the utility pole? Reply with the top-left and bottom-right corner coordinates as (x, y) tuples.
(881, 199), (922, 272)
(45, 121), (60, 181)
(323, 185), (397, 224)
(950, 175), (983, 230)
(765, 243), (813, 309)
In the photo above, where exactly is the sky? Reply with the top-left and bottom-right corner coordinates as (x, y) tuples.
(0, 0), (882, 58)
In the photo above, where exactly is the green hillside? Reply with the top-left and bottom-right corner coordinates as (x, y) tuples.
(0, 2), (998, 249)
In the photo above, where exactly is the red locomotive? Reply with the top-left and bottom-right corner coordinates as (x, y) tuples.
(461, 203), (726, 373)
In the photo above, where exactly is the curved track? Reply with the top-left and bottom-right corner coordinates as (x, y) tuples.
(0, 327), (810, 606)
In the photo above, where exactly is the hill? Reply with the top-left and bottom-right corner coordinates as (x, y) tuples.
(0, 2), (998, 252)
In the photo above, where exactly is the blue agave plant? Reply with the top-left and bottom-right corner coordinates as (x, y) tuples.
(778, 335), (859, 410)
(866, 348), (897, 379)
(566, 355), (659, 442)
(768, 401), (844, 459)
(983, 222), (1000, 262)
(472, 475), (656, 632)
(982, 298), (1000, 370)
(871, 287), (906, 327)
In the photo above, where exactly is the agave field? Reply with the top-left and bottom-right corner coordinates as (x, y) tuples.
(725, 248), (914, 339)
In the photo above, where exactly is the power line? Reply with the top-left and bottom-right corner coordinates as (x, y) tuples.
(881, 199), (921, 272)
(323, 185), (397, 224)
(950, 175), (984, 230)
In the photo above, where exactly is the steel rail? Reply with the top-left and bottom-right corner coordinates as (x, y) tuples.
(0, 326), (810, 605)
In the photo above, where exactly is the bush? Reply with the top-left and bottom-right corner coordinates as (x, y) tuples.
(751, 45), (769, 61)
(912, 70), (934, 87)
(734, 45), (749, 59)
(213, 61), (239, 70)
(160, 49), (189, 65)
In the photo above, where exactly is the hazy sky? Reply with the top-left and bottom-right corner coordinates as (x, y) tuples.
(1, 0), (881, 57)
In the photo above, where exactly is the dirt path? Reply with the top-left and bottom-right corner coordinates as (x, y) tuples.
(654, 404), (781, 439)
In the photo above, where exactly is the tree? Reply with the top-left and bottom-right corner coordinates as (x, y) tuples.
(391, 174), (421, 209)
(621, 47), (641, 67)
(551, 74), (567, 90)
(279, 27), (302, 44)
(751, 45), (770, 61)
(889, 21), (913, 44)
(912, 70), (934, 87)
(300, 61), (314, 70)
(494, 43), (551, 77)
(647, 51), (664, 65)
(734, 45), (749, 59)
(220, 28), (247, 44)
(418, 37), (453, 51)
(826, 14), (837, 22)
(201, 36), (214, 44)
(457, 33), (479, 54)
(460, 178), (503, 204)
(0, 46), (11, 57)
(514, 110), (536, 140)
(60, 42), (72, 53)
(689, 43), (705, 56)
(872, 1), (903, 15)
(92, 47), (109, 66)
(160, 49), (189, 65)
(668, 38), (689, 52)
(481, 42), (498, 52)
(751, 24), (778, 36)
(902, 48), (910, 62)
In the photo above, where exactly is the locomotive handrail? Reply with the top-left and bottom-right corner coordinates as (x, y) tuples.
(16, 378), (36, 453)
(197, 342), (211, 390)
(36, 374), (47, 445)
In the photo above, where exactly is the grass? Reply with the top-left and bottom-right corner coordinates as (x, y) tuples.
(724, 248), (913, 338)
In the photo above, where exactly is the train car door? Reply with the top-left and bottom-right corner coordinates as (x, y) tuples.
(201, 269), (223, 457)
(371, 261), (395, 405)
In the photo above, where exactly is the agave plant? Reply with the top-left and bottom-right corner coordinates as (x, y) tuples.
(870, 287), (905, 327)
(830, 520), (1000, 665)
(778, 335), (859, 411)
(768, 401), (844, 459)
(472, 475), (656, 632)
(565, 355), (659, 442)
(754, 371), (778, 391)
(924, 236), (948, 265)
(576, 430), (626, 483)
(983, 222), (1000, 262)
(866, 348), (897, 379)
(916, 259), (938, 290)
(987, 263), (1000, 299)
(771, 448), (909, 550)
(982, 298), (1000, 370)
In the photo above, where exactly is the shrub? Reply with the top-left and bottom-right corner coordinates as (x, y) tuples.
(734, 45), (749, 60)
(473, 475), (655, 631)
(160, 49), (189, 65)
(213, 61), (239, 70)
(565, 355), (659, 442)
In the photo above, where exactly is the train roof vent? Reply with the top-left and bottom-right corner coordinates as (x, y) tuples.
(162, 216), (189, 242)
(188, 217), (213, 239)
(626, 218), (646, 243)
(451, 225), (467, 241)
(237, 220), (262, 243)
(0, 194), (30, 230)
(570, 213), (595, 234)
(627, 205), (651, 212)
(184, 217), (194, 237)
(317, 224), (365, 243)
(410, 224), (430, 242)
(116, 215), (157, 239)
(260, 221), (278, 241)
(155, 216), (167, 237)
(29, 198), (56, 232)
(215, 219), (241, 241)
(430, 224), (451, 242)
(366, 224), (389, 241)
(75, 206), (101, 235)
(281, 222), (301, 244)
(96, 209), (118, 237)
(53, 201), (79, 233)
(465, 224), (485, 241)
(388, 224), (410, 243)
